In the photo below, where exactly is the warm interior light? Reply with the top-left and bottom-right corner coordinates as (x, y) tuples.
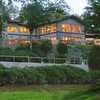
(62, 24), (65, 28)
(51, 37), (56, 41)
(61, 24), (81, 33)
(7, 26), (17, 32)
(94, 39), (100, 45)
(19, 27), (29, 33)
(37, 24), (56, 34)
(63, 36), (68, 41)
(50, 37), (57, 44)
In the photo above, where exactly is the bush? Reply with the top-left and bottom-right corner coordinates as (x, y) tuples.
(0, 64), (5, 69)
(88, 45), (100, 70)
(39, 40), (52, 57)
(0, 47), (13, 55)
(15, 44), (30, 51)
(56, 41), (68, 57)
(0, 45), (33, 57)
(89, 70), (100, 91)
(32, 40), (52, 57)
(0, 65), (91, 86)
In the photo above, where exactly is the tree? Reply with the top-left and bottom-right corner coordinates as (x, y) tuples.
(83, 0), (100, 33)
(20, 0), (47, 48)
(19, 0), (69, 48)
(44, 0), (69, 20)
(0, 0), (18, 34)
(0, 1), (9, 34)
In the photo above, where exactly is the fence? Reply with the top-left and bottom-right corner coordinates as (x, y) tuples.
(0, 55), (88, 64)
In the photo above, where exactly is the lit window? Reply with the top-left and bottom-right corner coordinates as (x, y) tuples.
(61, 24), (81, 33)
(50, 37), (57, 44)
(51, 37), (56, 41)
(47, 25), (51, 33)
(50, 24), (56, 32)
(70, 25), (81, 33)
(63, 36), (68, 41)
(19, 27), (29, 33)
(7, 26), (17, 32)
(37, 24), (56, 34)
(61, 24), (66, 32)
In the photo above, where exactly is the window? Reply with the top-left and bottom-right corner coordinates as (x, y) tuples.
(19, 26), (29, 33)
(61, 24), (66, 32)
(61, 24), (71, 32)
(37, 24), (56, 34)
(50, 24), (56, 32)
(50, 37), (57, 44)
(7, 25), (17, 32)
(71, 24), (81, 33)
(62, 36), (71, 44)
(61, 24), (81, 33)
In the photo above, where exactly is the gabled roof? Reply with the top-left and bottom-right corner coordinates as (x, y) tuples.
(7, 20), (28, 27)
(38, 15), (84, 27)
(7, 15), (84, 28)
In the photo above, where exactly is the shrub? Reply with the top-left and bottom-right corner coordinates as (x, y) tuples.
(0, 64), (5, 86)
(32, 40), (41, 56)
(56, 41), (68, 57)
(0, 64), (5, 69)
(15, 44), (30, 51)
(31, 40), (52, 57)
(39, 40), (52, 57)
(1, 65), (100, 86)
(0, 47), (13, 55)
(88, 45), (100, 70)
(89, 70), (100, 91)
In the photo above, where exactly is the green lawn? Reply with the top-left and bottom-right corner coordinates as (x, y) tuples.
(0, 85), (99, 100)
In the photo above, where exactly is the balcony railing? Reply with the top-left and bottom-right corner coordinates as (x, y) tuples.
(0, 55), (88, 65)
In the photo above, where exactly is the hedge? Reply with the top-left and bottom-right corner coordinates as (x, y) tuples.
(88, 45), (100, 70)
(0, 64), (93, 86)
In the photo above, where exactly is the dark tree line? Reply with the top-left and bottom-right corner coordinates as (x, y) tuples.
(83, 0), (100, 33)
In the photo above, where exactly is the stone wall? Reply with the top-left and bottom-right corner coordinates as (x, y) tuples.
(0, 61), (89, 71)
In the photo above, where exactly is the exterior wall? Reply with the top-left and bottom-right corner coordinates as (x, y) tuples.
(1, 18), (85, 46)
(0, 61), (89, 71)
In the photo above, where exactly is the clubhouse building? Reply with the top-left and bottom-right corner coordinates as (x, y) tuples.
(1, 15), (85, 46)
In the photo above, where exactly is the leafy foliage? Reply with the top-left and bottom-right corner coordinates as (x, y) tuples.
(83, 0), (100, 33)
(0, 40), (52, 57)
(88, 45), (100, 70)
(0, 64), (90, 85)
(56, 41), (68, 57)
(20, 0), (69, 32)
(0, 0), (19, 34)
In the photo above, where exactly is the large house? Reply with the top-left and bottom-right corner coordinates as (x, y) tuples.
(1, 15), (85, 46)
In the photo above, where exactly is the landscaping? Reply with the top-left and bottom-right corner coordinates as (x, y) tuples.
(0, 85), (99, 100)
(0, 0), (100, 99)
(0, 64), (90, 85)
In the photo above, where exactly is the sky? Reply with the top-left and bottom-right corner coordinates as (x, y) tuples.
(65, 0), (88, 15)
